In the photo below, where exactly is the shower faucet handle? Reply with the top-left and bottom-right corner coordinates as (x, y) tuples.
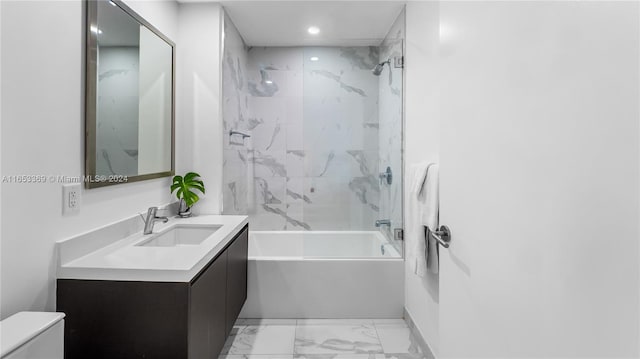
(379, 166), (393, 185)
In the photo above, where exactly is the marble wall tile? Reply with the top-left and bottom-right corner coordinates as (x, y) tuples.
(303, 204), (352, 231)
(249, 97), (287, 151)
(224, 148), (250, 214)
(302, 97), (350, 152)
(222, 14), (402, 232)
(252, 204), (287, 230)
(252, 150), (287, 178)
(248, 47), (304, 72)
(304, 151), (353, 178)
(285, 203), (309, 230)
(286, 98), (304, 150)
(222, 14), (254, 217)
(303, 177), (352, 205)
(286, 151), (306, 178)
(255, 177), (286, 205)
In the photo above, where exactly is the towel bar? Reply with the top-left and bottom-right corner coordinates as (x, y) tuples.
(427, 225), (451, 248)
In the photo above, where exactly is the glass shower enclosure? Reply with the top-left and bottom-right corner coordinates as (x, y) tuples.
(221, 13), (405, 256)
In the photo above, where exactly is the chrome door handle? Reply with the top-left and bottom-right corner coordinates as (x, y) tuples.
(428, 225), (451, 248)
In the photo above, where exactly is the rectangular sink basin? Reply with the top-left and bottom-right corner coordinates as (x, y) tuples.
(137, 225), (221, 247)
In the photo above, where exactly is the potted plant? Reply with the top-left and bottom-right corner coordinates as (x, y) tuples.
(171, 172), (205, 218)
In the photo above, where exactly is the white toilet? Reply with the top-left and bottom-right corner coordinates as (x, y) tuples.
(0, 312), (65, 359)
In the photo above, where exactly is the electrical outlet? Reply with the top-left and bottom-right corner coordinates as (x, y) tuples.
(62, 184), (81, 215)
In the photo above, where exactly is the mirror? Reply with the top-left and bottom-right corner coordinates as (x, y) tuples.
(85, 0), (175, 188)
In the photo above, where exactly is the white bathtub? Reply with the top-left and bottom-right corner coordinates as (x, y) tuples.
(239, 231), (404, 319)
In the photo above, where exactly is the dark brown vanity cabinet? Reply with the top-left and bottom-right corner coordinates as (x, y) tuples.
(225, 227), (248, 334)
(57, 225), (249, 359)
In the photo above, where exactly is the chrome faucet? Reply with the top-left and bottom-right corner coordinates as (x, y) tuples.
(143, 207), (169, 235)
(375, 219), (391, 227)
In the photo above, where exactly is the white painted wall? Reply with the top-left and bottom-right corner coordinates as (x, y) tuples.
(403, 1), (440, 356)
(0, 0), (3, 322)
(177, 2), (223, 215)
(0, 0), (179, 319)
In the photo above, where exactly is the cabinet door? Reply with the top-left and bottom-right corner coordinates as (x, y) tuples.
(225, 226), (248, 335)
(58, 280), (189, 359)
(189, 252), (227, 359)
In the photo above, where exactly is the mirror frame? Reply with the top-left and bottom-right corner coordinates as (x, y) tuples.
(85, 0), (176, 189)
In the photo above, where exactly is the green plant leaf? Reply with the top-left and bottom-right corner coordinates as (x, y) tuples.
(171, 172), (205, 207)
(184, 172), (200, 182)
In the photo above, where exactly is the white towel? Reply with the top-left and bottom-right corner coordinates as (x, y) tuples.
(408, 163), (440, 277)
(407, 163), (430, 276)
(421, 164), (439, 275)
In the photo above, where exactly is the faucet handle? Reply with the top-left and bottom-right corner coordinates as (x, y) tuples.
(146, 207), (158, 218)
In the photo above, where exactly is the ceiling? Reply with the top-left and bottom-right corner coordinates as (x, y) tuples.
(219, 1), (405, 46)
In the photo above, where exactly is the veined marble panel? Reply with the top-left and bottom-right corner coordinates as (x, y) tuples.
(303, 177), (352, 205)
(304, 47), (379, 74)
(285, 203), (308, 230)
(252, 150), (287, 178)
(302, 204), (352, 231)
(286, 150), (306, 178)
(255, 177), (286, 205)
(252, 204), (287, 230)
(286, 177), (311, 205)
(304, 151), (353, 178)
(302, 97), (352, 152)
(248, 47), (304, 72)
(222, 14), (254, 217)
(249, 97), (286, 151)
(222, 36), (403, 232)
(286, 97), (304, 151)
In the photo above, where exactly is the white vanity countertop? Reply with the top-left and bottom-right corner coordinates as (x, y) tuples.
(57, 215), (248, 282)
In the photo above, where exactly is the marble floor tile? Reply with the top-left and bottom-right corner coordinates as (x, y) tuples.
(236, 319), (297, 326)
(294, 355), (378, 359)
(377, 354), (428, 359)
(292, 354), (426, 359)
(221, 356), (294, 359)
(222, 324), (297, 355)
(373, 324), (422, 355)
(371, 319), (406, 325)
(295, 324), (383, 354)
(297, 319), (375, 326)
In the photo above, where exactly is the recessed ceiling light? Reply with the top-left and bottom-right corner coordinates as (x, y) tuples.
(265, 80), (273, 84)
(310, 57), (320, 62)
(307, 26), (320, 35)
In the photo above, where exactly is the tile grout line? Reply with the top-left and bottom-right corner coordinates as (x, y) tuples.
(292, 319), (299, 357)
(371, 322), (385, 357)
